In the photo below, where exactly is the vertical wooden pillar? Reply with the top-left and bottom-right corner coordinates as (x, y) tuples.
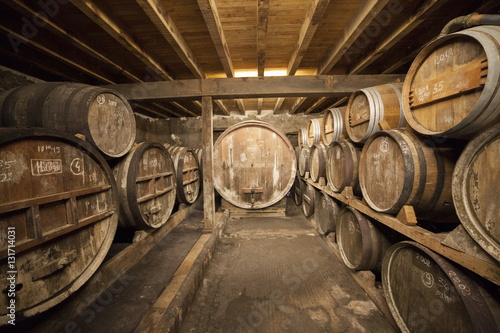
(202, 96), (215, 230)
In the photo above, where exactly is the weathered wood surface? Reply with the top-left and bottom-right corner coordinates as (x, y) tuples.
(321, 107), (347, 145)
(0, 128), (118, 324)
(326, 139), (361, 195)
(309, 143), (328, 182)
(202, 96), (215, 230)
(107, 75), (406, 101)
(165, 146), (201, 205)
(314, 190), (340, 235)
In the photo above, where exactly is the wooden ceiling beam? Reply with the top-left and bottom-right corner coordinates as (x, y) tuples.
(70, 0), (174, 81)
(304, 97), (327, 115)
(257, 0), (270, 77)
(287, 0), (330, 75)
(349, 0), (447, 74)
(273, 98), (285, 113)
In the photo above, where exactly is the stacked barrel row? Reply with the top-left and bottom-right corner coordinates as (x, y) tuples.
(296, 26), (500, 333)
(0, 83), (202, 325)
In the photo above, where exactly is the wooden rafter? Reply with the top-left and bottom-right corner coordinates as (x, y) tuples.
(287, 0), (330, 75)
(257, 0), (270, 77)
(304, 97), (328, 115)
(273, 98), (285, 113)
(349, 0), (447, 74)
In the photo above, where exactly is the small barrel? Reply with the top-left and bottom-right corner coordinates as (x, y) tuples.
(213, 121), (296, 209)
(293, 177), (305, 206)
(0, 82), (136, 158)
(402, 26), (500, 139)
(336, 207), (390, 271)
(452, 123), (500, 261)
(314, 191), (341, 235)
(359, 129), (459, 221)
(297, 128), (308, 147)
(326, 139), (361, 194)
(114, 142), (176, 230)
(166, 145), (201, 205)
(382, 241), (499, 333)
(321, 107), (347, 145)
(345, 83), (404, 143)
(298, 146), (311, 177)
(307, 118), (323, 147)
(308, 143), (328, 182)
(0, 128), (118, 324)
(302, 183), (316, 217)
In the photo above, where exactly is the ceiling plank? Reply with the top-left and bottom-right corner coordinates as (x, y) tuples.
(349, 0), (447, 74)
(171, 101), (197, 117)
(287, 0), (330, 75)
(304, 97), (328, 115)
(257, 0), (270, 77)
(70, 0), (174, 81)
(109, 74), (405, 101)
(136, 0), (205, 79)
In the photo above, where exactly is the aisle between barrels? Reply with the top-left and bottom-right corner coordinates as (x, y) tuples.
(180, 200), (396, 333)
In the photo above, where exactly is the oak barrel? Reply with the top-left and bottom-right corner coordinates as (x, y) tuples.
(452, 123), (500, 261)
(359, 129), (459, 221)
(314, 191), (341, 235)
(297, 128), (308, 147)
(165, 145), (201, 205)
(402, 26), (500, 139)
(382, 241), (498, 333)
(0, 83), (136, 158)
(337, 207), (390, 271)
(302, 183), (316, 217)
(307, 118), (323, 147)
(0, 128), (118, 324)
(345, 83), (404, 143)
(321, 107), (347, 145)
(213, 121), (296, 209)
(308, 143), (328, 182)
(293, 177), (305, 206)
(114, 142), (176, 230)
(298, 146), (311, 177)
(326, 139), (361, 194)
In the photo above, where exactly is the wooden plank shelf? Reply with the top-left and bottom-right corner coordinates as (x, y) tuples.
(303, 177), (500, 285)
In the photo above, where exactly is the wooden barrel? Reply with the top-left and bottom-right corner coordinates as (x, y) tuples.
(337, 207), (390, 271)
(307, 118), (323, 147)
(314, 191), (341, 235)
(308, 143), (328, 182)
(382, 241), (498, 333)
(452, 123), (500, 261)
(194, 148), (203, 180)
(165, 145), (201, 205)
(293, 177), (305, 206)
(402, 26), (500, 139)
(0, 128), (118, 324)
(302, 183), (316, 217)
(114, 142), (176, 230)
(321, 107), (347, 145)
(345, 83), (404, 143)
(297, 128), (308, 147)
(213, 121), (296, 209)
(298, 146), (311, 177)
(326, 139), (361, 194)
(0, 82), (136, 158)
(359, 129), (459, 221)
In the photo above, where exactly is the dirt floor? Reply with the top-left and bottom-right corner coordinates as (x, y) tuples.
(180, 200), (396, 333)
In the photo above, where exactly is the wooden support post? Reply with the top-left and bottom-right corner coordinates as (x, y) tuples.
(202, 96), (216, 230)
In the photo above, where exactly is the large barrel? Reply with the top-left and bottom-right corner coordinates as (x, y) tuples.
(0, 83), (136, 158)
(336, 207), (390, 271)
(307, 118), (323, 147)
(298, 146), (311, 177)
(0, 128), (118, 324)
(114, 142), (176, 230)
(402, 26), (500, 139)
(452, 123), (500, 261)
(382, 241), (499, 333)
(345, 83), (404, 143)
(314, 191), (341, 235)
(302, 183), (316, 217)
(165, 145), (201, 205)
(321, 107), (347, 145)
(308, 143), (328, 182)
(297, 128), (308, 147)
(213, 121), (296, 209)
(359, 129), (459, 221)
(326, 139), (361, 194)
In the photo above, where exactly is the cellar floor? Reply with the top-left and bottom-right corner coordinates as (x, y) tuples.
(179, 200), (396, 333)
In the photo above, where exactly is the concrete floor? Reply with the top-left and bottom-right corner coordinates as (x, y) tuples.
(180, 200), (396, 333)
